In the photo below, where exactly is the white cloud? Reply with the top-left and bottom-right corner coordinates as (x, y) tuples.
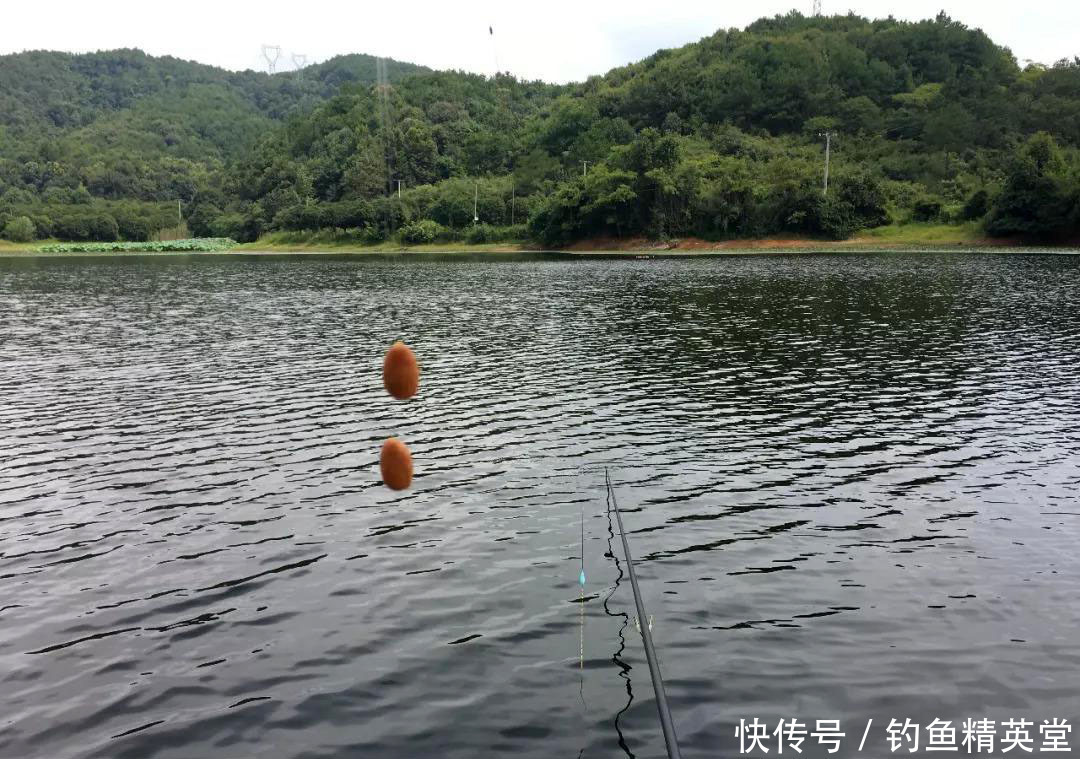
(1, 0), (1077, 82)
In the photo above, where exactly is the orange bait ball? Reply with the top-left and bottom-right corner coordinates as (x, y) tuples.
(383, 341), (419, 400)
(380, 437), (413, 491)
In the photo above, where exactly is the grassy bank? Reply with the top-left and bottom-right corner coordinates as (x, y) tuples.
(4, 224), (1076, 257)
(236, 231), (536, 253)
(240, 222), (1045, 254)
(0, 240), (35, 254)
(854, 221), (1003, 246)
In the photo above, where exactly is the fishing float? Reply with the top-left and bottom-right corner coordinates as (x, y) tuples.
(380, 341), (419, 490)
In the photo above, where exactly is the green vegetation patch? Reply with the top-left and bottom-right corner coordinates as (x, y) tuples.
(39, 238), (238, 253)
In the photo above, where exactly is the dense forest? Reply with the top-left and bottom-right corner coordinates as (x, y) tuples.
(1, 12), (1079, 246)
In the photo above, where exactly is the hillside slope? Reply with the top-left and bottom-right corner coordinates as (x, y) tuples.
(1, 14), (1077, 245)
(0, 48), (425, 135)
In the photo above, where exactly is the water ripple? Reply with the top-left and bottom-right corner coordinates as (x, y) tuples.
(1, 252), (1079, 758)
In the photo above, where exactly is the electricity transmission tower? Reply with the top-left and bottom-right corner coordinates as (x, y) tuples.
(813, 0), (822, 16)
(261, 45), (281, 74)
(292, 53), (308, 80)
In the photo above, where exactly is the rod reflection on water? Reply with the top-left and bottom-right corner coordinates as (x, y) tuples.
(580, 501), (587, 701)
(604, 478), (636, 759)
(577, 543), (587, 758)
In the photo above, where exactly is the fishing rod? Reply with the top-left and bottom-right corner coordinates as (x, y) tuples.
(605, 468), (683, 759)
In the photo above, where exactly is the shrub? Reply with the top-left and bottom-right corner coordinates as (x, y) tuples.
(372, 197), (407, 237)
(2, 216), (35, 242)
(399, 219), (443, 244)
(209, 212), (260, 243)
(327, 200), (376, 229)
(466, 223), (495, 243)
(359, 224), (388, 244)
(118, 216), (152, 242)
(465, 223), (527, 243)
(187, 203), (221, 238)
(273, 204), (326, 231)
(91, 213), (120, 242)
(961, 189), (990, 220)
(30, 215), (54, 239)
(439, 226), (466, 242)
(52, 211), (120, 241)
(912, 197), (944, 222)
(817, 197), (858, 239)
(833, 172), (890, 232)
(985, 134), (1075, 239)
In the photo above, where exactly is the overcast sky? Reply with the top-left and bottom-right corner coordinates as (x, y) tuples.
(2, 0), (1077, 82)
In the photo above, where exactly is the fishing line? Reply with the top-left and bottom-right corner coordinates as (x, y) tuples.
(606, 468), (683, 759)
(574, 491), (589, 759)
(580, 499), (586, 673)
(581, 499), (586, 589)
(579, 499), (587, 712)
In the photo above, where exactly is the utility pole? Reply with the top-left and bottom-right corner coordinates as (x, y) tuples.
(511, 183), (515, 225)
(177, 199), (182, 226)
(819, 132), (835, 195)
(473, 182), (479, 224)
(812, 0), (822, 16)
(395, 179), (403, 199)
(582, 161), (590, 177)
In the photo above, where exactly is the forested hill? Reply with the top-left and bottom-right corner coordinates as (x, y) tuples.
(0, 49), (425, 134)
(2, 12), (1079, 246)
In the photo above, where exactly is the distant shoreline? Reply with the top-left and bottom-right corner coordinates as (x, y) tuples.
(233, 224), (1076, 254)
(3, 231), (1079, 258)
(5, 247), (1079, 258)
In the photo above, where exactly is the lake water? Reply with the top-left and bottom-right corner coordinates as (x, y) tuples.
(1, 252), (1079, 759)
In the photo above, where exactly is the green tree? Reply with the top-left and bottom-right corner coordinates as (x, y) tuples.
(986, 133), (1075, 238)
(2, 215), (35, 242)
